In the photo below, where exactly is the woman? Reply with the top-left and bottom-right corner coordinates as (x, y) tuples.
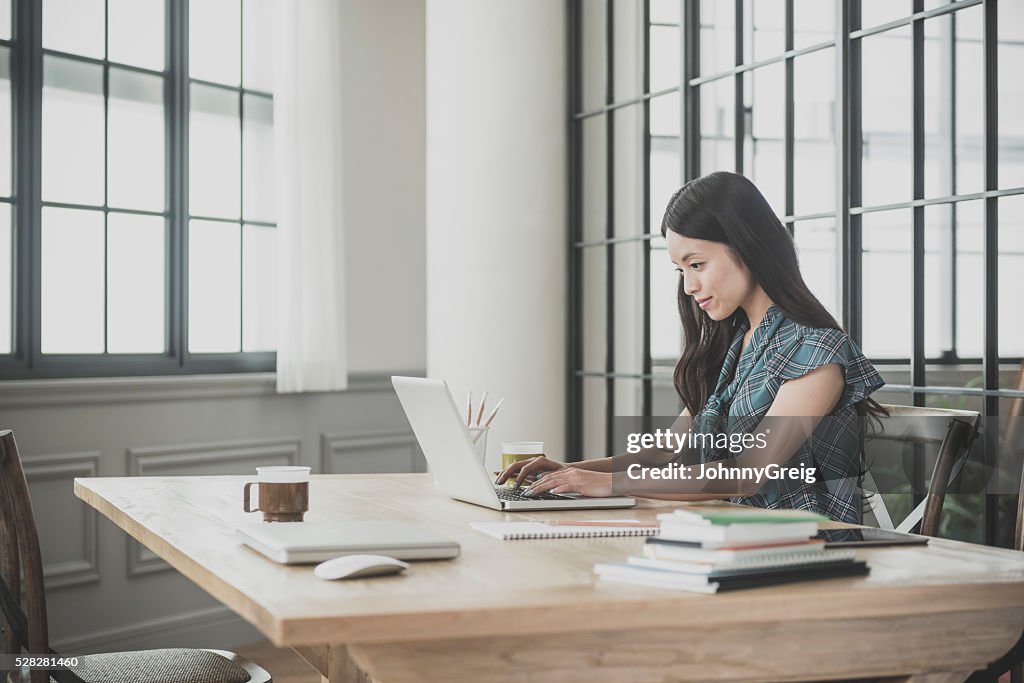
(496, 171), (885, 523)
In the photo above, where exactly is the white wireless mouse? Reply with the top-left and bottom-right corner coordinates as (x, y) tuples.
(313, 554), (409, 580)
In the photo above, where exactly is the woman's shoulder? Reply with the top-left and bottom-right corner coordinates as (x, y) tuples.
(770, 316), (851, 354)
(767, 317), (880, 385)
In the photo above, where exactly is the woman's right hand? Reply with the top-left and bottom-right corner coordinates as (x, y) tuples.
(494, 456), (566, 488)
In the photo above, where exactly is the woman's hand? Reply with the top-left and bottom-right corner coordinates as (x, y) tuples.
(524, 468), (613, 498)
(494, 455), (565, 488)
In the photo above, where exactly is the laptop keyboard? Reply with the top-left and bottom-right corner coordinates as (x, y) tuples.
(494, 486), (571, 502)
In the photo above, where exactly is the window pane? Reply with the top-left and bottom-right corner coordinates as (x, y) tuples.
(0, 204), (9, 353)
(242, 94), (274, 222)
(650, 136), (680, 232)
(242, 0), (273, 92)
(998, 0), (1024, 190)
(190, 0), (241, 86)
(650, 244), (680, 361)
(581, 116), (606, 243)
(650, 89), (679, 138)
(107, 213), (164, 353)
(0, 0), (9, 40)
(242, 224), (275, 351)
(746, 62), (784, 217)
(190, 83), (240, 218)
(582, 377), (607, 458)
(794, 218), (839, 320)
(794, 0), (835, 51)
(613, 104), (644, 237)
(612, 0), (644, 103)
(860, 27), (912, 207)
(861, 209), (912, 359)
(43, 57), (104, 205)
(43, 0), (105, 59)
(923, 204), (955, 361)
(953, 202), (983, 359)
(109, 68), (164, 211)
(916, 201), (983, 374)
(999, 196), (1024, 369)
(0, 47), (10, 198)
(650, 0), (679, 24)
(581, 247), (606, 373)
(750, 0), (784, 63)
(700, 0), (734, 77)
(794, 46), (836, 215)
(580, 0), (606, 113)
(189, 219), (240, 352)
(613, 242), (644, 375)
(700, 76), (734, 173)
(649, 25), (679, 92)
(923, 11), (984, 200)
(108, 0), (164, 71)
(41, 208), (104, 354)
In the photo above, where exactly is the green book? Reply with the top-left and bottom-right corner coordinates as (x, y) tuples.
(657, 507), (829, 526)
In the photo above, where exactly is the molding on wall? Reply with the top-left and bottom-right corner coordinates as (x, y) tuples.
(0, 370), (426, 408)
(126, 436), (301, 576)
(50, 605), (258, 654)
(320, 430), (422, 474)
(21, 451), (102, 589)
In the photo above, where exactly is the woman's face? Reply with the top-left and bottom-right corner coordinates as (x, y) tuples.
(666, 231), (757, 321)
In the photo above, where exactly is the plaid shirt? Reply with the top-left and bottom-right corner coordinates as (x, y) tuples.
(690, 304), (884, 523)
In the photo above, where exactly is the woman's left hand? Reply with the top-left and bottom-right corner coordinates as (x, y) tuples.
(525, 468), (614, 498)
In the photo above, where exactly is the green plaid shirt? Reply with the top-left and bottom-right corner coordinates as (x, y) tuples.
(691, 304), (884, 523)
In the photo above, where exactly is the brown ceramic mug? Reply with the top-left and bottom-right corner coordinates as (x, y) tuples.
(243, 466), (310, 522)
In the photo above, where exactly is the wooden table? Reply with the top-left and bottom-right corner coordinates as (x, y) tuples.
(74, 474), (1024, 683)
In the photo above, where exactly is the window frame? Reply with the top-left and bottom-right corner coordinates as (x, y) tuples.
(0, 0), (275, 380)
(567, 0), (1024, 546)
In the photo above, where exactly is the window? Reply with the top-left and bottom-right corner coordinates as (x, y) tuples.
(568, 0), (1024, 545)
(0, 0), (277, 378)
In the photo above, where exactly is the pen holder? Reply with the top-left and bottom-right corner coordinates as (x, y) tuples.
(467, 426), (490, 467)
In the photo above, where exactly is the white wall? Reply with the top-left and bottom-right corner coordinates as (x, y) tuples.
(425, 0), (567, 464)
(342, 0), (427, 373)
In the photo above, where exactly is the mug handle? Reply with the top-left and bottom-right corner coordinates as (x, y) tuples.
(243, 481), (259, 512)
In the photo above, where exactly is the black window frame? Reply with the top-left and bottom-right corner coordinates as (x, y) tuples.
(567, 0), (1024, 546)
(0, 0), (275, 380)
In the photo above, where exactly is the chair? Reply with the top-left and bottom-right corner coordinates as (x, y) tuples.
(861, 404), (981, 537)
(0, 429), (272, 683)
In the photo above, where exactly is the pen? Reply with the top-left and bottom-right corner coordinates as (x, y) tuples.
(481, 397), (505, 428)
(475, 391), (488, 426)
(466, 391), (472, 426)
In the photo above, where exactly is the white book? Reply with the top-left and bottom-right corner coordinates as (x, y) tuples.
(627, 548), (856, 575)
(594, 563), (719, 593)
(657, 520), (819, 547)
(470, 521), (659, 540)
(643, 538), (826, 563)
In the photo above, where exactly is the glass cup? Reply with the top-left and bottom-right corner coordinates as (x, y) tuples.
(500, 441), (544, 485)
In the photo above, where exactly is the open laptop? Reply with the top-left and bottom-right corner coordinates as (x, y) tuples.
(392, 376), (635, 511)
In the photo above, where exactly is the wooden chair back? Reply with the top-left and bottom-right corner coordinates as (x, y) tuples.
(0, 429), (53, 683)
(865, 405), (981, 537)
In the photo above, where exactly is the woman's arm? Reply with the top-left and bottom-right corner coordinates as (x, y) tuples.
(528, 365), (844, 499)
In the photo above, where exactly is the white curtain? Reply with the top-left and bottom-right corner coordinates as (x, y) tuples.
(272, 0), (348, 393)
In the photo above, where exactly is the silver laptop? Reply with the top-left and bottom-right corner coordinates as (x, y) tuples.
(392, 376), (635, 511)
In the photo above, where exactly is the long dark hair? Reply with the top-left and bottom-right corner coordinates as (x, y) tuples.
(660, 171), (886, 422)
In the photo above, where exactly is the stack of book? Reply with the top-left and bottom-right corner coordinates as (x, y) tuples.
(594, 507), (869, 593)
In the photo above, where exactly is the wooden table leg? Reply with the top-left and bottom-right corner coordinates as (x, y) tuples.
(292, 645), (376, 683)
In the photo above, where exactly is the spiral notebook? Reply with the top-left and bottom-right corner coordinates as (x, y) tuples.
(470, 520), (660, 540)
